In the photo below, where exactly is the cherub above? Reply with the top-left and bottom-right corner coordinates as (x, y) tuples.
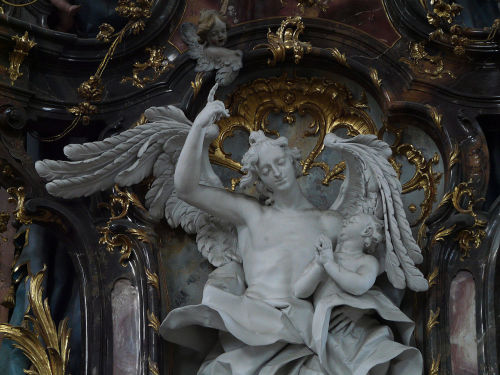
(35, 84), (427, 375)
(181, 10), (243, 86)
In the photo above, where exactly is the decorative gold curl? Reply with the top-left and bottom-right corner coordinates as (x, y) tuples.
(212, 74), (376, 184)
(400, 42), (455, 80)
(0, 266), (71, 375)
(254, 17), (312, 66)
(98, 185), (151, 266)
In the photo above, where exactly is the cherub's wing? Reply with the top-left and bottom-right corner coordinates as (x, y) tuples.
(36, 103), (240, 267)
(180, 22), (204, 60)
(324, 133), (428, 292)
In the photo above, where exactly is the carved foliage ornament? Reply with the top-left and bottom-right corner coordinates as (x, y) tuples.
(254, 17), (312, 66)
(0, 266), (71, 375)
(121, 46), (174, 89)
(0, 31), (36, 85)
(400, 42), (455, 80)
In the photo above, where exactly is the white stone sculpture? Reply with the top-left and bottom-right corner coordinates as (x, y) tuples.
(35, 84), (427, 375)
(181, 10), (243, 86)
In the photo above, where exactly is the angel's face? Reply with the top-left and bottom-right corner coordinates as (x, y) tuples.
(207, 18), (227, 47)
(257, 144), (296, 192)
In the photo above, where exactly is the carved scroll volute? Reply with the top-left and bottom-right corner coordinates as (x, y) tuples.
(212, 75), (376, 181)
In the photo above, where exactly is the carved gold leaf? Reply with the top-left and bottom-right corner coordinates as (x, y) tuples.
(191, 71), (204, 98)
(369, 68), (382, 88)
(437, 190), (452, 209)
(449, 143), (459, 168)
(426, 307), (440, 333)
(426, 105), (443, 131)
(427, 267), (439, 288)
(0, 31), (36, 85)
(145, 268), (160, 292)
(254, 17), (312, 66)
(0, 266), (71, 375)
(121, 46), (173, 89)
(148, 358), (160, 375)
(400, 41), (455, 80)
(431, 224), (457, 246)
(212, 74), (376, 184)
(429, 354), (441, 375)
(147, 310), (160, 333)
(328, 47), (350, 68)
(132, 112), (148, 127)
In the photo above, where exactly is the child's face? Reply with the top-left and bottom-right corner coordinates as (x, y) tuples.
(207, 18), (227, 47)
(340, 215), (371, 242)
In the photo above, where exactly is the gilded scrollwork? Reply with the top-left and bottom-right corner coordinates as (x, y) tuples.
(145, 267), (160, 292)
(449, 143), (459, 168)
(254, 17), (312, 66)
(0, 266), (71, 375)
(429, 354), (441, 375)
(212, 74), (376, 183)
(400, 41), (455, 80)
(147, 310), (160, 333)
(98, 185), (152, 266)
(327, 47), (350, 68)
(121, 47), (174, 89)
(427, 267), (439, 288)
(430, 181), (486, 259)
(0, 31), (36, 85)
(369, 68), (382, 88)
(191, 72), (204, 98)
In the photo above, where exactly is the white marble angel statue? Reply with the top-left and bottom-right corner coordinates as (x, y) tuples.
(181, 10), (243, 86)
(35, 84), (427, 375)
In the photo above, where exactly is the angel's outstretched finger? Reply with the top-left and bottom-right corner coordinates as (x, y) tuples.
(208, 83), (219, 102)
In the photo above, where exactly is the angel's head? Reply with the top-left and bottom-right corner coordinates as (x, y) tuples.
(341, 213), (384, 254)
(240, 131), (302, 203)
(197, 10), (228, 47)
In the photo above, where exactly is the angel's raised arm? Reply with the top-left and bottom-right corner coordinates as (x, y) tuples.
(174, 86), (260, 225)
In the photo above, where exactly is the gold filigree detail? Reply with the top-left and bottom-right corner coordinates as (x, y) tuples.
(437, 190), (452, 209)
(191, 72), (204, 98)
(449, 143), (459, 168)
(429, 354), (441, 375)
(212, 74), (376, 184)
(427, 267), (439, 288)
(426, 307), (440, 333)
(0, 266), (71, 375)
(98, 185), (148, 266)
(147, 310), (160, 333)
(148, 358), (159, 375)
(425, 105), (443, 131)
(0, 31), (36, 85)
(254, 17), (312, 66)
(145, 268), (159, 292)
(400, 42), (455, 80)
(327, 47), (350, 68)
(121, 46), (173, 89)
(369, 68), (382, 88)
(44, 0), (154, 142)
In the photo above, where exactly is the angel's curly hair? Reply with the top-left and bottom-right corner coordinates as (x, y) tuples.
(343, 213), (384, 254)
(240, 131), (302, 204)
(197, 10), (227, 43)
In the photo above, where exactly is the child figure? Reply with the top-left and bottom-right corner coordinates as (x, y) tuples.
(294, 213), (383, 310)
(50, 0), (80, 32)
(181, 9), (243, 86)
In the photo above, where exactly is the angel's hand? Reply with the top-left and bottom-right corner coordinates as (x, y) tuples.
(193, 84), (229, 129)
(316, 234), (334, 265)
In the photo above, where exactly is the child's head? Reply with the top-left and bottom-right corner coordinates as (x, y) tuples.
(197, 10), (228, 46)
(341, 213), (384, 253)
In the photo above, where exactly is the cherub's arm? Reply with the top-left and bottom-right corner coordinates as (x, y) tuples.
(175, 85), (260, 225)
(323, 257), (378, 296)
(293, 259), (324, 299)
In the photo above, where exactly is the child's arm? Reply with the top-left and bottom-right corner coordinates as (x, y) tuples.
(293, 259), (324, 299)
(323, 256), (378, 296)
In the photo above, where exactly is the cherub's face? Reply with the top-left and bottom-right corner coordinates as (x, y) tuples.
(207, 17), (227, 47)
(340, 215), (372, 242)
(257, 144), (296, 192)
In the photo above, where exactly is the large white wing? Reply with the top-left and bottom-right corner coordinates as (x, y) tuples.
(35, 104), (240, 267)
(324, 133), (428, 292)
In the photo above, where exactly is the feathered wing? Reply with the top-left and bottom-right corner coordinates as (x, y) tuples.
(324, 133), (428, 292)
(35, 104), (240, 267)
